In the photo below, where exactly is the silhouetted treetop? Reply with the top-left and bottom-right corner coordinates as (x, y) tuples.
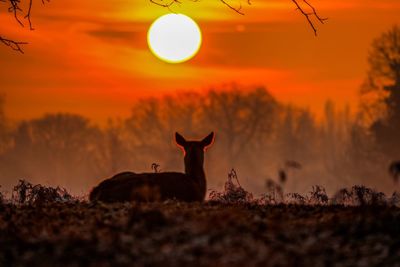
(361, 25), (400, 159)
(367, 25), (400, 88)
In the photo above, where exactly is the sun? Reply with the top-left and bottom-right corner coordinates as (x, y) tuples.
(147, 14), (202, 64)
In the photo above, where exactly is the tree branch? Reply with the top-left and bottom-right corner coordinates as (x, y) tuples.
(1, 0), (326, 54)
(150, 0), (177, 9)
(292, 0), (327, 36)
(150, 0), (326, 35)
(219, 0), (245, 15)
(6, 0), (24, 27)
(25, 0), (34, 30)
(1, 0), (49, 53)
(0, 36), (27, 54)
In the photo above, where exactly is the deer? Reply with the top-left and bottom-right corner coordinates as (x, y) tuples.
(89, 132), (214, 203)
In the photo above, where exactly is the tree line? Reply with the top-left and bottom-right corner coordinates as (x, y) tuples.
(0, 85), (394, 196)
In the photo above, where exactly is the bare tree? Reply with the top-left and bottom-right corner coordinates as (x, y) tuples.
(1, 113), (105, 190)
(124, 93), (202, 171)
(202, 86), (278, 167)
(361, 26), (400, 159)
(361, 26), (400, 121)
(274, 105), (318, 170)
(368, 25), (400, 87)
(100, 119), (129, 174)
(122, 86), (280, 188)
(2, 0), (325, 53)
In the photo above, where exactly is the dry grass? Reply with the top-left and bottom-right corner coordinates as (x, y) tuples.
(1, 179), (400, 266)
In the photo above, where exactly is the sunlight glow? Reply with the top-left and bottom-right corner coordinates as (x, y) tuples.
(147, 14), (202, 63)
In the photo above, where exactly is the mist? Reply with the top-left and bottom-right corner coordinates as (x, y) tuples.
(0, 85), (395, 196)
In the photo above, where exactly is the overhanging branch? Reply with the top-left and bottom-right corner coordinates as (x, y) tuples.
(1, 0), (327, 54)
(0, 36), (27, 54)
(150, 0), (326, 35)
(1, 0), (49, 53)
(292, 0), (327, 35)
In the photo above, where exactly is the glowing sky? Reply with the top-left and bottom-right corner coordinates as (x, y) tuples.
(1, 0), (400, 123)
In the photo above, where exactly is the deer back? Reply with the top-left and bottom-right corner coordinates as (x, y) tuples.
(89, 171), (205, 203)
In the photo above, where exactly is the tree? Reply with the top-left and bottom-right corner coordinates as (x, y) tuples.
(275, 105), (317, 162)
(0, 113), (106, 191)
(100, 119), (130, 174)
(124, 92), (204, 172)
(202, 86), (278, 168)
(362, 25), (400, 159)
(122, 86), (279, 187)
(2, 0), (325, 53)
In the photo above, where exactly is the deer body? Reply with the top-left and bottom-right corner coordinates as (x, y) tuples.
(89, 132), (214, 203)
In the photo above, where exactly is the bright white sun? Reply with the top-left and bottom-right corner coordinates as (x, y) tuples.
(147, 14), (202, 64)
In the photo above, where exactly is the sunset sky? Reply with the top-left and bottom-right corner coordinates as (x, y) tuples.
(1, 0), (400, 124)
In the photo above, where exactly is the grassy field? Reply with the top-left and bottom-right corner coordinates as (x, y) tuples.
(1, 185), (400, 267)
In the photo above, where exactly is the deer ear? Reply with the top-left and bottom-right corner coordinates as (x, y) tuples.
(175, 132), (187, 147)
(201, 132), (214, 148)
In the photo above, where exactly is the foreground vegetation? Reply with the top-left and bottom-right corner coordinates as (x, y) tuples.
(1, 180), (400, 266)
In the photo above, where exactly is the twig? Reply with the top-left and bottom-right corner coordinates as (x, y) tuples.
(220, 0), (244, 15)
(8, 0), (24, 27)
(150, 0), (176, 8)
(150, 0), (246, 15)
(25, 0), (34, 30)
(1, 0), (50, 53)
(0, 36), (27, 53)
(292, 0), (328, 36)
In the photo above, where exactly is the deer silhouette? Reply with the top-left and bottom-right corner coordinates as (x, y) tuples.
(89, 132), (214, 203)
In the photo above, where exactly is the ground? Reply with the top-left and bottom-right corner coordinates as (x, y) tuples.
(1, 200), (400, 267)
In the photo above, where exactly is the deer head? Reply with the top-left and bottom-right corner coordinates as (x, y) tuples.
(175, 132), (214, 177)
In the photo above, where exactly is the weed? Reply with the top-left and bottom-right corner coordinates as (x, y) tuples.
(151, 163), (161, 173)
(260, 179), (284, 204)
(209, 169), (253, 203)
(331, 186), (387, 206)
(389, 192), (400, 206)
(331, 188), (353, 206)
(285, 192), (307, 205)
(308, 185), (328, 205)
(12, 179), (73, 205)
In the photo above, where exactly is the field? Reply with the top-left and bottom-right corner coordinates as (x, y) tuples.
(1, 181), (400, 267)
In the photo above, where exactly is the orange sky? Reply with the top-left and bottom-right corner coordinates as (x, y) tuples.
(1, 0), (400, 123)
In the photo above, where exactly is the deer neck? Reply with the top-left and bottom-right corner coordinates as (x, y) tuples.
(184, 155), (207, 194)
